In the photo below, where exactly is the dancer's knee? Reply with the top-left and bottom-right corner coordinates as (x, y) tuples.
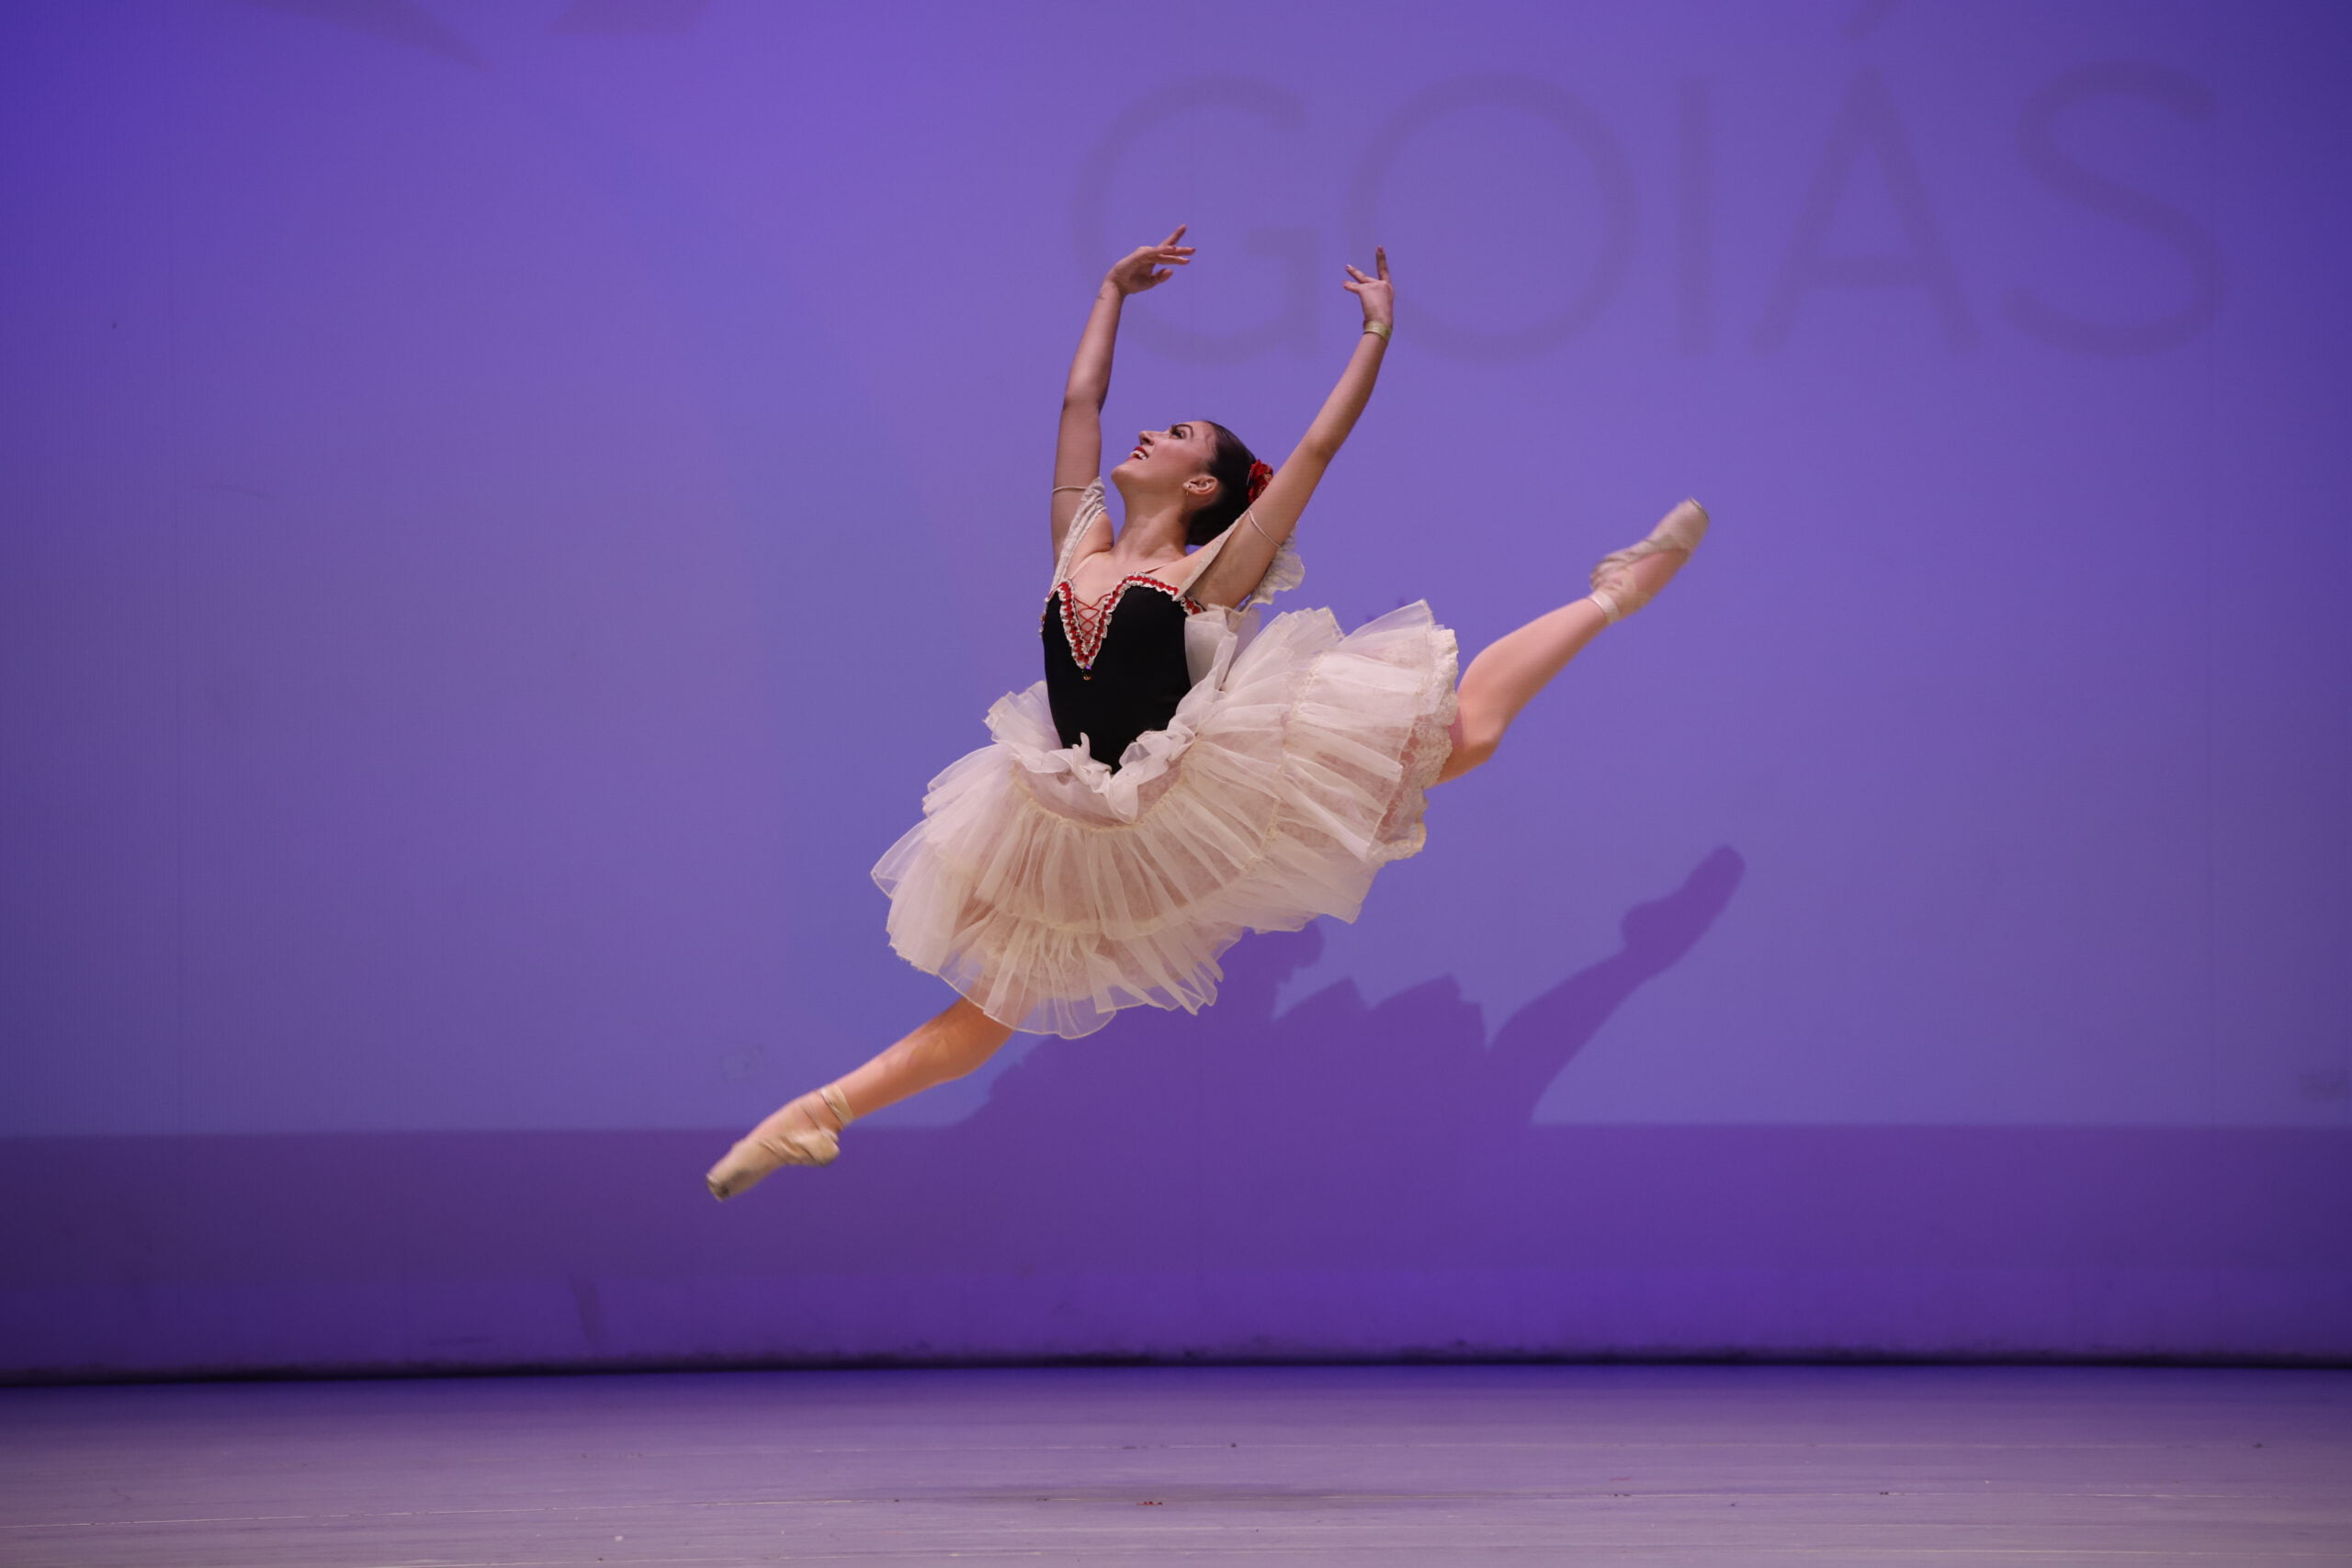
(929, 1000), (1013, 1078)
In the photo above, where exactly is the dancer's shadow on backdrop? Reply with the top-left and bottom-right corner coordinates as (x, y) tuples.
(821, 845), (1747, 1272)
(23, 837), (2342, 1373)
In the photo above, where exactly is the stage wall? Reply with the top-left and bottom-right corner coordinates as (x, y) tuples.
(3, 0), (2347, 1376)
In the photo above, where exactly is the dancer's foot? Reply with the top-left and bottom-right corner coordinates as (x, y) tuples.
(705, 1084), (856, 1201)
(1588, 499), (1709, 624)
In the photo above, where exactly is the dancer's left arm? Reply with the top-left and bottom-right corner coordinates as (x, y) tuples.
(1191, 247), (1395, 611)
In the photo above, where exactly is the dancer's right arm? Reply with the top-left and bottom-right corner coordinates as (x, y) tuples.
(1053, 225), (1193, 560)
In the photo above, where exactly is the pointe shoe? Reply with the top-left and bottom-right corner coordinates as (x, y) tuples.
(705, 1084), (857, 1201)
(1587, 498), (1710, 624)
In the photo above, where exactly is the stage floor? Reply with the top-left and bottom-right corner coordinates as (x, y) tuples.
(2, 1363), (2346, 1564)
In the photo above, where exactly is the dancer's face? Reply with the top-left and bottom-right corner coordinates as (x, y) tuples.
(1113, 420), (1221, 509)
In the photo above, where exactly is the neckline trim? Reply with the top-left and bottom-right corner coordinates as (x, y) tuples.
(1050, 575), (1203, 671)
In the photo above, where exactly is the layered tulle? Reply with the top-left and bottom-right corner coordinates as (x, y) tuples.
(872, 600), (1458, 1037)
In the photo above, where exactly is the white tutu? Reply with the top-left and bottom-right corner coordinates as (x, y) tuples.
(872, 553), (1459, 1036)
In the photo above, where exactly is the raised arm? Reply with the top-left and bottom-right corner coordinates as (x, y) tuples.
(1191, 247), (1395, 611)
(1052, 225), (1195, 560)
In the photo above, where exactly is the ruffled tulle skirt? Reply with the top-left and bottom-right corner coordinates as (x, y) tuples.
(871, 601), (1459, 1037)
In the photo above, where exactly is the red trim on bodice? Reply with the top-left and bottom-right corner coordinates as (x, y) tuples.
(1050, 575), (1204, 673)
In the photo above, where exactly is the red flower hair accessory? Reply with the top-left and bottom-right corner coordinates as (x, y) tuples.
(1245, 459), (1273, 504)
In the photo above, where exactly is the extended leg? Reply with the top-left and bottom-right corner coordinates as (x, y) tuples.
(1437, 596), (1612, 783)
(1435, 498), (1708, 785)
(831, 996), (1015, 1120)
(705, 996), (1014, 1200)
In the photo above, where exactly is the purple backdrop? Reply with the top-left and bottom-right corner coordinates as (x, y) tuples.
(3, 0), (2347, 1377)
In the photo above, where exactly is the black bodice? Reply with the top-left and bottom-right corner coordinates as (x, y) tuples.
(1041, 576), (1201, 771)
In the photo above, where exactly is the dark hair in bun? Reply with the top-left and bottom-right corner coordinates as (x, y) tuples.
(1187, 422), (1261, 547)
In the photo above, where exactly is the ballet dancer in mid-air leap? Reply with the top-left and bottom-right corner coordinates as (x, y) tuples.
(707, 226), (1707, 1197)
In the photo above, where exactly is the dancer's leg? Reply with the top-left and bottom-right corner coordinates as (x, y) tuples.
(706, 996), (1015, 1199)
(1437, 598), (1612, 782)
(831, 996), (1016, 1120)
(1436, 499), (1707, 785)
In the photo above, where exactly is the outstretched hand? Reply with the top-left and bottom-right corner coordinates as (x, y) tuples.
(1343, 246), (1394, 326)
(1105, 225), (1195, 295)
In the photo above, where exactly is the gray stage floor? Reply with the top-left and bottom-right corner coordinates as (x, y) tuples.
(2, 1364), (2346, 1565)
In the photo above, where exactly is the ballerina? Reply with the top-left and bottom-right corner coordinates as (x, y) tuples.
(706, 226), (1707, 1198)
